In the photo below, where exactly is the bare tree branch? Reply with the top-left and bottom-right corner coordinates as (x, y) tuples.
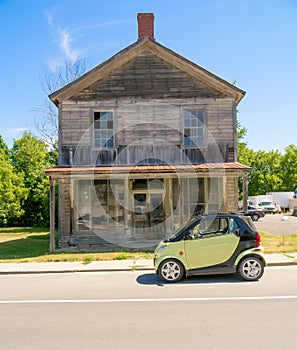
(34, 57), (87, 148)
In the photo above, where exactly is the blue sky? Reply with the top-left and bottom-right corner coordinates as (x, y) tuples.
(0, 0), (296, 151)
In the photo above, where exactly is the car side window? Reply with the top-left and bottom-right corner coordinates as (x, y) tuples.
(228, 218), (239, 234)
(198, 218), (228, 237)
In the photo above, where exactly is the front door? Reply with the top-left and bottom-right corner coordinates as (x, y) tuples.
(132, 192), (164, 228)
(149, 193), (164, 226)
(133, 193), (149, 229)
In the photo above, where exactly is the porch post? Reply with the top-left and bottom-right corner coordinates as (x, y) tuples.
(242, 174), (248, 212)
(179, 178), (185, 226)
(49, 176), (55, 253)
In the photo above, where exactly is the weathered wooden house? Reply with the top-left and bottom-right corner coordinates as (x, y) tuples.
(46, 13), (250, 251)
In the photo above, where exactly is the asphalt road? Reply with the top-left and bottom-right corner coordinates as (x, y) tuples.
(0, 267), (296, 350)
(254, 213), (297, 235)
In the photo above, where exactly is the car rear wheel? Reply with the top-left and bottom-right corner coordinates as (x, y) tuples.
(158, 259), (184, 283)
(238, 256), (264, 281)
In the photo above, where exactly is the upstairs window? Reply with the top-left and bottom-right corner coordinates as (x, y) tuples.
(183, 109), (205, 147)
(94, 111), (114, 148)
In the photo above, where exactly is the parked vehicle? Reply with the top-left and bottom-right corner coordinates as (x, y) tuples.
(248, 195), (277, 213)
(267, 192), (294, 212)
(244, 205), (265, 221)
(154, 213), (266, 283)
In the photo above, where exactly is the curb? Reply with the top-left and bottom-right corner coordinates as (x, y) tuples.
(0, 267), (153, 275)
(0, 262), (296, 275)
(267, 261), (297, 267)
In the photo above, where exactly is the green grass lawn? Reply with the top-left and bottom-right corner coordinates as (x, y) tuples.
(260, 232), (297, 254)
(0, 227), (296, 263)
(0, 227), (153, 263)
(0, 227), (50, 260)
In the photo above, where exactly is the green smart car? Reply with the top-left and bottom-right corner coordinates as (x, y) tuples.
(154, 213), (266, 283)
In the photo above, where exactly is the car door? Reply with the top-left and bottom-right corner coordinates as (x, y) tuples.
(184, 217), (240, 269)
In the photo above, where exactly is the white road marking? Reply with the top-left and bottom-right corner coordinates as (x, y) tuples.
(0, 295), (296, 304)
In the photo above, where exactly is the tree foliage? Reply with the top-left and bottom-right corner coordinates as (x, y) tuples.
(280, 144), (297, 191)
(0, 135), (10, 161)
(0, 159), (28, 224)
(238, 123), (297, 196)
(10, 132), (56, 226)
(0, 136), (28, 224)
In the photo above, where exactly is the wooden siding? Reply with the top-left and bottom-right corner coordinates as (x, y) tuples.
(56, 175), (241, 250)
(57, 50), (237, 167)
(59, 105), (91, 146)
(51, 41), (244, 251)
(226, 177), (238, 212)
(58, 179), (72, 247)
(59, 97), (236, 166)
(70, 52), (227, 100)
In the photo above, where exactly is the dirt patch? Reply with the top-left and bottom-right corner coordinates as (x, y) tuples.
(254, 214), (297, 235)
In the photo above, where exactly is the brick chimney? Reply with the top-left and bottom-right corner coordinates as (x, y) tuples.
(137, 13), (155, 41)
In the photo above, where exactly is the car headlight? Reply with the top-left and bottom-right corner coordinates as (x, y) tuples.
(157, 245), (167, 253)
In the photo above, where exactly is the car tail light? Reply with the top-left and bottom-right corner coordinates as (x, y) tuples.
(256, 233), (261, 247)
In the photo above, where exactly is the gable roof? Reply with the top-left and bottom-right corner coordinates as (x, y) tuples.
(49, 38), (245, 106)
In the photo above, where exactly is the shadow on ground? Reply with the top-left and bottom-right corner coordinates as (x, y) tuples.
(0, 234), (50, 260)
(136, 273), (245, 286)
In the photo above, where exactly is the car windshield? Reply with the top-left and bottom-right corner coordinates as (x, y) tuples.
(260, 201), (273, 206)
(165, 218), (198, 242)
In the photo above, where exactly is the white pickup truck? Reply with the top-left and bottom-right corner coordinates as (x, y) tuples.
(248, 195), (277, 214)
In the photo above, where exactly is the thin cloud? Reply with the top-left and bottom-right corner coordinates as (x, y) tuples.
(45, 9), (132, 71)
(6, 127), (28, 134)
(45, 10), (54, 27)
(0, 128), (29, 147)
(0, 127), (28, 138)
(45, 10), (83, 70)
(58, 27), (81, 62)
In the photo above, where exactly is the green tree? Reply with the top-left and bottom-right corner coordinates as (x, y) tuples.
(280, 144), (297, 191)
(0, 135), (10, 162)
(237, 122), (284, 196)
(237, 121), (254, 199)
(11, 132), (55, 226)
(247, 150), (283, 195)
(237, 121), (247, 157)
(0, 136), (28, 225)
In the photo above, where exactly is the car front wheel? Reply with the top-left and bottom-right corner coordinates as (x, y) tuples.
(158, 259), (184, 283)
(238, 256), (264, 281)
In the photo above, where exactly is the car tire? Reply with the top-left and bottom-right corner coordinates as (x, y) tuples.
(158, 259), (184, 283)
(251, 214), (259, 221)
(238, 256), (264, 281)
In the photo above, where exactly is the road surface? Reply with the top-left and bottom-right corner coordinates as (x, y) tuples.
(254, 213), (297, 235)
(0, 267), (296, 350)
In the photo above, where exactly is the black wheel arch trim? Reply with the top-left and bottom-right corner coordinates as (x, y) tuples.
(157, 258), (186, 276)
(236, 254), (266, 272)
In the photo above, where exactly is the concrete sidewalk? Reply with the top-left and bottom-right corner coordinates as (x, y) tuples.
(0, 253), (296, 275)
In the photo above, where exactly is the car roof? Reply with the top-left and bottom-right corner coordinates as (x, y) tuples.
(201, 213), (243, 219)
